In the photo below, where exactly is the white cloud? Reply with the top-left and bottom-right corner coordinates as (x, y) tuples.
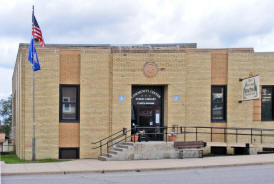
(0, 38), (20, 69)
(234, 28), (274, 51)
(0, 68), (13, 99)
(0, 0), (274, 96)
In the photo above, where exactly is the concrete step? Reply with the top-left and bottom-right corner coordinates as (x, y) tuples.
(122, 142), (134, 146)
(98, 156), (108, 161)
(103, 153), (112, 158)
(98, 147), (122, 161)
(108, 151), (118, 155)
(113, 147), (123, 152)
(116, 145), (128, 149)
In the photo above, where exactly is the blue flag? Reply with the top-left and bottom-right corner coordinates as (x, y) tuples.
(28, 39), (41, 71)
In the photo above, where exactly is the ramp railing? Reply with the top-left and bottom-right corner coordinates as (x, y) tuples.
(92, 126), (274, 156)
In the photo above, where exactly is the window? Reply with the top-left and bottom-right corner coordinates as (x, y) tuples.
(262, 86), (274, 121)
(60, 85), (80, 122)
(211, 86), (226, 122)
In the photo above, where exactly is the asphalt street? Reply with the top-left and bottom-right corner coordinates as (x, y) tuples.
(2, 164), (274, 184)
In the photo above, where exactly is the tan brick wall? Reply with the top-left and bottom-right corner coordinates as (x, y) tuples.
(35, 52), (59, 159)
(14, 45), (274, 159)
(210, 51), (228, 142)
(254, 53), (274, 85)
(227, 52), (274, 144)
(227, 53), (254, 144)
(13, 50), (24, 159)
(59, 123), (80, 147)
(253, 86), (262, 121)
(19, 50), (25, 159)
(59, 49), (81, 153)
(112, 53), (187, 132)
(80, 51), (111, 158)
(211, 52), (228, 85)
(211, 123), (226, 142)
(23, 53), (34, 159)
(183, 53), (212, 142)
(16, 47), (59, 160)
(111, 52), (211, 143)
(59, 50), (80, 84)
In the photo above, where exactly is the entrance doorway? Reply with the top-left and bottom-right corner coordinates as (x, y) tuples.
(131, 86), (164, 141)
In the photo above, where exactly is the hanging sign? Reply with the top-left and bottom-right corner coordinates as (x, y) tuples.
(242, 76), (260, 101)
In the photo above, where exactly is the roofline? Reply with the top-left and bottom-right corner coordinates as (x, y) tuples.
(18, 43), (256, 51)
(254, 52), (274, 54)
(19, 43), (197, 47)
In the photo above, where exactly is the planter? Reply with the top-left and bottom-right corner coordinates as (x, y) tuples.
(168, 135), (176, 142)
(131, 135), (139, 142)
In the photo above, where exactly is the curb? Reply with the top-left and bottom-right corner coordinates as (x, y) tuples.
(2, 161), (274, 176)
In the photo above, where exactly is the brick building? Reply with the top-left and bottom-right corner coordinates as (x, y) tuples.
(12, 43), (274, 160)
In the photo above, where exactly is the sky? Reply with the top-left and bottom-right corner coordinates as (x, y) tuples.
(0, 0), (274, 99)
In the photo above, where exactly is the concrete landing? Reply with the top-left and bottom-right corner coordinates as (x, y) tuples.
(100, 142), (179, 161)
(98, 141), (207, 161)
(99, 141), (274, 161)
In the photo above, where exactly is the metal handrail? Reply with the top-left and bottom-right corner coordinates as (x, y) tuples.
(91, 129), (124, 144)
(91, 127), (132, 155)
(93, 132), (128, 150)
(91, 125), (274, 156)
(105, 133), (133, 151)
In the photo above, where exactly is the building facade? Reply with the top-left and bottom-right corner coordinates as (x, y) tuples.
(12, 43), (274, 160)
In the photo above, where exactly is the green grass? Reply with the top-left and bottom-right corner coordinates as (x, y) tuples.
(0, 154), (68, 164)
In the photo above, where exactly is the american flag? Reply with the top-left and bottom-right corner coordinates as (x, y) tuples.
(32, 14), (45, 47)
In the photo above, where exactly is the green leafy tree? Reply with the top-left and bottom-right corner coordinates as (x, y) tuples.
(0, 95), (12, 136)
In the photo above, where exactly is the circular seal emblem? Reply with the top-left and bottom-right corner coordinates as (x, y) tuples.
(143, 62), (158, 78)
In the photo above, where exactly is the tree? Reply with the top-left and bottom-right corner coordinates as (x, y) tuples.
(0, 95), (12, 136)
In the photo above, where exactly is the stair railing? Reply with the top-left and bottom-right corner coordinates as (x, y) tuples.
(92, 128), (132, 156)
(92, 126), (274, 156)
(92, 129), (124, 155)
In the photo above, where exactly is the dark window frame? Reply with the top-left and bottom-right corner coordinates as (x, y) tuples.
(211, 85), (227, 122)
(261, 86), (274, 121)
(59, 84), (80, 122)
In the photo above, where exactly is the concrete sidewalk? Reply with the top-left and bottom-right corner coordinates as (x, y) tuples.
(1, 154), (274, 176)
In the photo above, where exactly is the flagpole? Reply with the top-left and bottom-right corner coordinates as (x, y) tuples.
(32, 5), (36, 161)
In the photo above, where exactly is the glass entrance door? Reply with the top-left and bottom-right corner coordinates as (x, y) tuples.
(137, 106), (162, 141)
(131, 86), (164, 141)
